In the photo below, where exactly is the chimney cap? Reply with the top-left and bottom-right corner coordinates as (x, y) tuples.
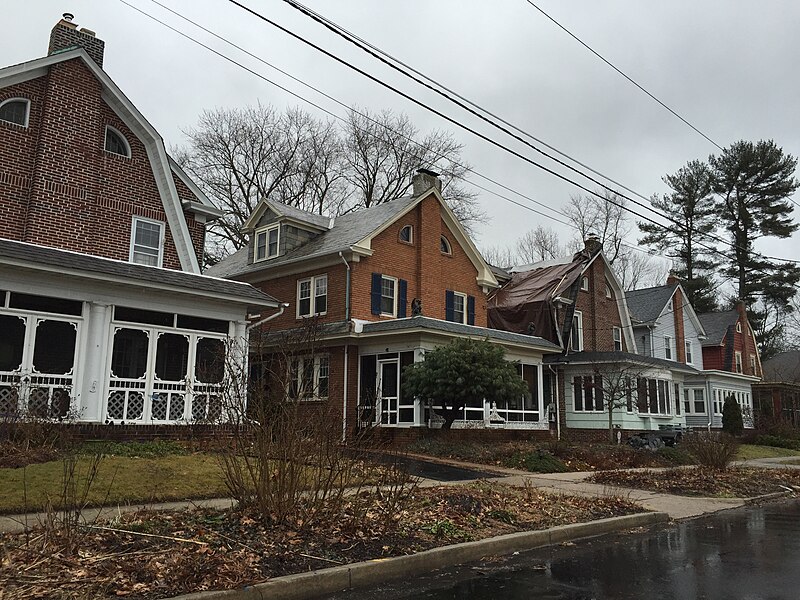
(62, 12), (75, 22)
(417, 167), (440, 178)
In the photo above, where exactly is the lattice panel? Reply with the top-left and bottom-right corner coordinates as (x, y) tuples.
(27, 388), (50, 418)
(191, 395), (207, 421)
(126, 392), (144, 421)
(0, 386), (19, 415)
(106, 391), (125, 420)
(168, 394), (185, 421)
(151, 393), (168, 421)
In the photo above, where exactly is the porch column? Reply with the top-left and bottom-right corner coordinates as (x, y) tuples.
(413, 347), (425, 425)
(79, 302), (109, 422)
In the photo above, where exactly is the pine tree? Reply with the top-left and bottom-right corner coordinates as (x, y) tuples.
(722, 395), (743, 436)
(639, 160), (719, 311)
(709, 140), (800, 355)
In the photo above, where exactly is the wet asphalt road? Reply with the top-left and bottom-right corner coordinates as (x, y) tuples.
(328, 500), (800, 600)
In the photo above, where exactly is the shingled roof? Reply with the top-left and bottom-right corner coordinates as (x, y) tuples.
(207, 195), (419, 279)
(697, 310), (738, 346)
(625, 284), (677, 324)
(0, 238), (277, 306)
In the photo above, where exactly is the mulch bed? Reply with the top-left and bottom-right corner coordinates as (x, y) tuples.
(0, 482), (643, 599)
(589, 467), (800, 497)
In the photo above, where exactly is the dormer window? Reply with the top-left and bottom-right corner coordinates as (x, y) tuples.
(104, 125), (131, 158)
(399, 225), (413, 244)
(0, 98), (30, 127)
(440, 235), (452, 255)
(254, 224), (280, 261)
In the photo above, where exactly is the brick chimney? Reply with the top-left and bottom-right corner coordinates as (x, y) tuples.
(48, 13), (105, 68)
(412, 168), (442, 196)
(583, 233), (602, 255)
(666, 272), (681, 286)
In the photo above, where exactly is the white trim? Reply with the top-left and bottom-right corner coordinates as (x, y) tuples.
(167, 156), (222, 219)
(580, 276), (589, 291)
(685, 340), (694, 364)
(254, 224), (280, 262)
(612, 326), (622, 351)
(104, 125), (131, 158)
(570, 310), (584, 352)
(0, 97), (30, 127)
(664, 334), (674, 361)
(380, 275), (398, 317)
(440, 235), (452, 256)
(735, 350), (743, 374)
(129, 216), (165, 268)
(452, 291), (468, 324)
(399, 224), (413, 244)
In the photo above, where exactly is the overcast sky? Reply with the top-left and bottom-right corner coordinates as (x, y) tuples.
(5, 0), (800, 280)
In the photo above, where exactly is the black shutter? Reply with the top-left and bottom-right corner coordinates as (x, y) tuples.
(467, 295), (476, 325)
(371, 273), (382, 315)
(445, 290), (455, 322)
(398, 279), (408, 317)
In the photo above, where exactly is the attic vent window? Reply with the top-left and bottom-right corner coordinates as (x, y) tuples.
(399, 225), (413, 244)
(580, 276), (589, 291)
(105, 125), (130, 157)
(0, 98), (30, 127)
(255, 224), (280, 261)
(440, 235), (452, 255)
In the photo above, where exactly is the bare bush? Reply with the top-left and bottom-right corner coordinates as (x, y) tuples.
(214, 321), (416, 528)
(683, 431), (739, 470)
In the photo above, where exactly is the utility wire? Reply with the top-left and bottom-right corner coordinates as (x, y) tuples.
(274, 0), (800, 263)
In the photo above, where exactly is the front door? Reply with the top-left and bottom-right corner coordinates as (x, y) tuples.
(377, 359), (399, 425)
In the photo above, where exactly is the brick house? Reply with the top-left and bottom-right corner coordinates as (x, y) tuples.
(489, 241), (696, 439)
(207, 170), (560, 439)
(753, 350), (800, 427)
(0, 16), (278, 424)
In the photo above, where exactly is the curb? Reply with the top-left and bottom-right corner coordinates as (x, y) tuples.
(744, 490), (794, 505)
(167, 511), (669, 600)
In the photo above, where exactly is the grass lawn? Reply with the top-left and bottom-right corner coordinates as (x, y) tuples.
(736, 444), (800, 460)
(0, 453), (228, 514)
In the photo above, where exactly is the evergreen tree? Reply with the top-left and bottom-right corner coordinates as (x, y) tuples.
(709, 140), (800, 355)
(639, 160), (719, 312)
(721, 395), (744, 437)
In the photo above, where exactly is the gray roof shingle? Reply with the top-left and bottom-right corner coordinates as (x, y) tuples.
(545, 350), (699, 373)
(697, 310), (738, 346)
(207, 195), (419, 279)
(0, 238), (277, 306)
(625, 284), (677, 324)
(270, 202), (332, 230)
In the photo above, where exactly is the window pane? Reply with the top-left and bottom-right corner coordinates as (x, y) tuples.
(0, 315), (25, 371)
(315, 276), (327, 314)
(573, 377), (583, 411)
(9, 293), (83, 316)
(694, 389), (705, 413)
(268, 227), (279, 256)
(453, 295), (465, 323)
(111, 328), (149, 379)
(105, 129), (128, 155)
(195, 338), (225, 383)
(135, 221), (161, 248)
(381, 278), (395, 314)
(32, 320), (77, 374)
(0, 100), (27, 126)
(256, 231), (267, 260)
(318, 357), (329, 398)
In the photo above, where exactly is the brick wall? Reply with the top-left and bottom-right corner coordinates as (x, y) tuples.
(574, 256), (624, 351)
(673, 287), (687, 363)
(0, 57), (196, 270)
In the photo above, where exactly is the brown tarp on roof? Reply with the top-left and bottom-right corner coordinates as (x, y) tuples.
(488, 254), (587, 344)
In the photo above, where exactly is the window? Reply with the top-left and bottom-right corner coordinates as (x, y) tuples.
(104, 125), (130, 157)
(636, 377), (672, 415)
(297, 275), (327, 318)
(289, 355), (329, 401)
(605, 282), (612, 299)
(381, 276), (397, 316)
(399, 225), (413, 244)
(749, 355), (757, 375)
(445, 290), (474, 325)
(683, 388), (706, 415)
(685, 341), (693, 364)
(130, 217), (163, 267)
(0, 98), (30, 127)
(664, 335), (673, 360)
(570, 310), (584, 352)
(573, 375), (604, 412)
(452, 292), (466, 324)
(735, 351), (743, 373)
(667, 298), (673, 311)
(736, 322), (742, 333)
(254, 225), (280, 261)
(580, 276), (589, 291)
(440, 235), (452, 255)
(612, 327), (622, 351)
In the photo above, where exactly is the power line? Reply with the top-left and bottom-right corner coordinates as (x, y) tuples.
(273, 0), (800, 264)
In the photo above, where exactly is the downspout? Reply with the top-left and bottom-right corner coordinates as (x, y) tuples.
(246, 302), (289, 331)
(548, 364), (561, 441)
(339, 252), (351, 443)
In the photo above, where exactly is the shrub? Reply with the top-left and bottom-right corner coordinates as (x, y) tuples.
(683, 431), (739, 470)
(754, 434), (800, 451)
(657, 446), (695, 466)
(508, 449), (568, 473)
(722, 395), (744, 436)
(81, 440), (187, 458)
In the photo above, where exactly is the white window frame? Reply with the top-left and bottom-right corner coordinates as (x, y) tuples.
(572, 374), (604, 413)
(570, 310), (584, 352)
(104, 125), (131, 158)
(685, 340), (693, 364)
(580, 276), (589, 291)
(440, 235), (452, 255)
(736, 321), (742, 333)
(605, 282), (612, 299)
(254, 224), (280, 262)
(749, 354), (757, 374)
(683, 387), (707, 415)
(129, 216), (164, 267)
(0, 97), (30, 127)
(289, 355), (330, 401)
(451, 291), (467, 324)
(296, 274), (328, 318)
(399, 225), (413, 244)
(735, 351), (743, 373)
(664, 335), (673, 360)
(380, 275), (398, 317)
(612, 326), (622, 351)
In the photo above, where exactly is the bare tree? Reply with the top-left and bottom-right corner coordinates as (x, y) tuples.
(515, 225), (565, 264)
(614, 247), (670, 291)
(481, 244), (517, 269)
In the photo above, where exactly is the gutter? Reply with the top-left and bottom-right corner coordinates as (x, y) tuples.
(339, 252), (351, 443)
(247, 302), (289, 331)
